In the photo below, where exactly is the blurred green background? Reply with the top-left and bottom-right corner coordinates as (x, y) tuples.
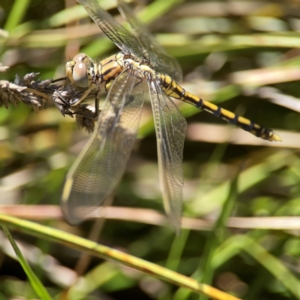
(1, 0), (300, 299)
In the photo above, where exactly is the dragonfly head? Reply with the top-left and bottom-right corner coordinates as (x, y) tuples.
(66, 53), (94, 88)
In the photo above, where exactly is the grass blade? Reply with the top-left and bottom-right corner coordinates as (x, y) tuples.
(1, 225), (52, 300)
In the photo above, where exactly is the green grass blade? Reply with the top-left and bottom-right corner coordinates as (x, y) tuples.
(0, 214), (240, 300)
(65, 262), (122, 299)
(165, 229), (190, 271)
(199, 171), (239, 300)
(1, 226), (52, 300)
(212, 235), (300, 298)
(189, 150), (292, 216)
(4, 0), (31, 32)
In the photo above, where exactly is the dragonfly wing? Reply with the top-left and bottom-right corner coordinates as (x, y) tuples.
(78, 0), (147, 61)
(61, 69), (146, 224)
(117, 0), (183, 82)
(148, 81), (187, 234)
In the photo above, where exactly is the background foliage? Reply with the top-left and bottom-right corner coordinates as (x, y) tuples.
(1, 0), (300, 299)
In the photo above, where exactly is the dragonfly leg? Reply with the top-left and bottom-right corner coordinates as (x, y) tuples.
(51, 77), (67, 84)
(53, 88), (101, 120)
(71, 91), (101, 120)
(66, 83), (101, 119)
(69, 84), (96, 106)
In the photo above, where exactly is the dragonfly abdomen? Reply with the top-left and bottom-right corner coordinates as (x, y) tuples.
(158, 74), (281, 142)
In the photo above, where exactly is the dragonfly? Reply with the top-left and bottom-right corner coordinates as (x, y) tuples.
(61, 0), (281, 233)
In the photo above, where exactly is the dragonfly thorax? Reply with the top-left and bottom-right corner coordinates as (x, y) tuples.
(122, 54), (157, 81)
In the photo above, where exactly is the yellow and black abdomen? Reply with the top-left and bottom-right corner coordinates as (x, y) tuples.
(158, 74), (281, 142)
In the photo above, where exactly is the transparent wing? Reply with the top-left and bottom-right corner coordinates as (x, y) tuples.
(61, 69), (147, 224)
(78, 0), (148, 61)
(148, 81), (187, 234)
(78, 0), (182, 82)
(117, 0), (183, 82)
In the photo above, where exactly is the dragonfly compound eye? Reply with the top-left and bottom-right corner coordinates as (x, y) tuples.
(72, 53), (89, 88)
